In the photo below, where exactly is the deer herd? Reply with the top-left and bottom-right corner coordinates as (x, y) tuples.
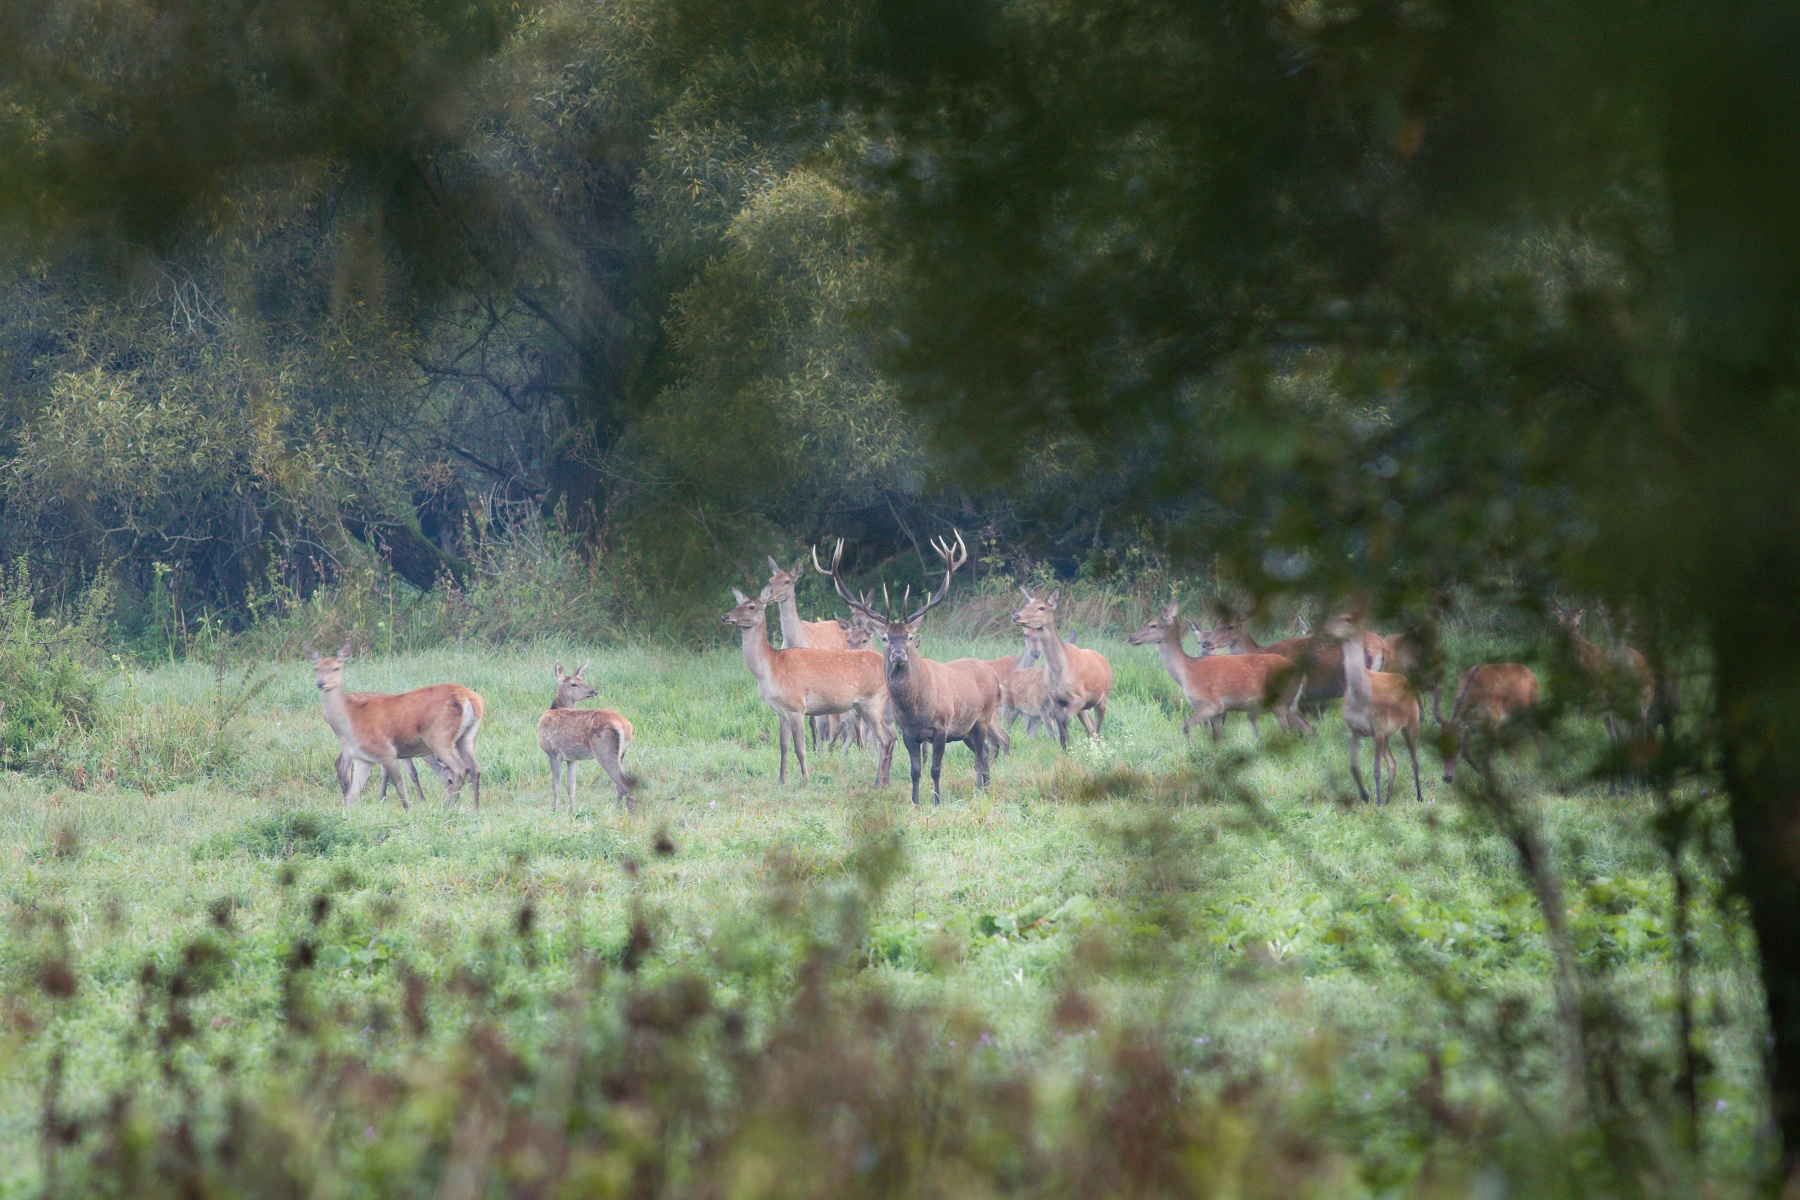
(304, 531), (1666, 813)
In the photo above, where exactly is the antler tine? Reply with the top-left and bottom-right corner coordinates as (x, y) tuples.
(817, 539), (882, 621)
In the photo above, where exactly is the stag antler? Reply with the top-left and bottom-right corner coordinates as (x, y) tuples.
(907, 530), (967, 623)
(815, 541), (885, 622)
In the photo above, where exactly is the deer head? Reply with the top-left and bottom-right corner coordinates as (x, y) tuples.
(1128, 599), (1182, 646)
(552, 661), (598, 708)
(303, 640), (355, 691)
(816, 532), (967, 674)
(1012, 585), (1061, 635)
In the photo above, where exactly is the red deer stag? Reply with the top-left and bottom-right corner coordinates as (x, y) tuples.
(1442, 664), (1541, 784)
(1011, 588), (1114, 748)
(721, 587), (894, 786)
(306, 642), (484, 812)
(819, 534), (1001, 805)
(1129, 602), (1303, 741)
(1320, 615), (1423, 805)
(539, 662), (637, 809)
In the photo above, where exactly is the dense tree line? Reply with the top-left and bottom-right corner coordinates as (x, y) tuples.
(0, 0), (1130, 638)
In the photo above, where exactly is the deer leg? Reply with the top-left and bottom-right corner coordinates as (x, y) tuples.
(1078, 706), (1100, 738)
(1346, 733), (1369, 804)
(1095, 698), (1108, 734)
(906, 736), (924, 806)
(376, 756), (408, 810)
(547, 753), (562, 812)
(969, 726), (990, 788)
(593, 732), (634, 804)
(1405, 726), (1424, 804)
(778, 718), (790, 784)
(792, 713), (810, 780)
(930, 735), (947, 805)
(454, 733), (482, 813)
(344, 759), (373, 812)
(1249, 713), (1263, 744)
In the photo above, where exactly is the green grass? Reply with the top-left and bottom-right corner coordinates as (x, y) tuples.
(0, 628), (1764, 1195)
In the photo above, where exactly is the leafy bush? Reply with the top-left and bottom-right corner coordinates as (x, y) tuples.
(0, 563), (105, 762)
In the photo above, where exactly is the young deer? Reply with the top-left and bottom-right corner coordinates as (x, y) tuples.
(1442, 663), (1541, 784)
(306, 642), (484, 812)
(765, 556), (853, 749)
(1320, 615), (1423, 804)
(1129, 602), (1303, 741)
(1011, 587), (1114, 748)
(721, 587), (894, 786)
(539, 662), (637, 809)
(981, 635), (1041, 752)
(1383, 626), (1446, 726)
(820, 534), (1001, 805)
(1556, 607), (1654, 749)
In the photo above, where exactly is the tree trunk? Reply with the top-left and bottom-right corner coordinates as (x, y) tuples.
(1664, 0), (1800, 1174)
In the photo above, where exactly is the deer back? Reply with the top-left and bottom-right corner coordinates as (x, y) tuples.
(539, 707), (634, 756)
(1451, 664), (1540, 730)
(770, 646), (888, 708)
(1179, 652), (1297, 709)
(344, 684), (481, 758)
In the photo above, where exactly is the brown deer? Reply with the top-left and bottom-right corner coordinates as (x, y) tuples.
(1194, 615), (1387, 728)
(819, 533), (1001, 805)
(1556, 606), (1654, 749)
(1011, 588), (1114, 748)
(1320, 615), (1423, 804)
(1129, 602), (1303, 741)
(1384, 627), (1446, 726)
(721, 587), (895, 786)
(982, 634), (1043, 751)
(306, 642), (484, 812)
(1441, 664), (1541, 784)
(765, 556), (853, 748)
(539, 662), (637, 809)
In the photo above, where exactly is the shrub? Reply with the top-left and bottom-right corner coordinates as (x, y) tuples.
(0, 563), (105, 763)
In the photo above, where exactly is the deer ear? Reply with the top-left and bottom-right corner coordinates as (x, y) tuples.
(303, 641), (320, 663)
(576, 661), (590, 678)
(1162, 600), (1179, 621)
(792, 558), (806, 579)
(1047, 589), (1061, 608)
(732, 587), (749, 604)
(766, 555), (781, 575)
(555, 661), (564, 679)
(1020, 585), (1033, 600)
(336, 640), (353, 659)
(834, 618), (851, 631)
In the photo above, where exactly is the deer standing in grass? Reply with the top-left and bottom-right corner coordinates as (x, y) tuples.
(1011, 588), (1113, 748)
(539, 662), (637, 809)
(306, 642), (484, 812)
(820, 533), (1001, 805)
(1195, 615), (1388, 730)
(1320, 615), (1423, 804)
(722, 587), (894, 786)
(764, 556), (854, 749)
(1556, 606), (1654, 750)
(1441, 664), (1541, 784)
(982, 634), (1043, 752)
(1129, 602), (1303, 741)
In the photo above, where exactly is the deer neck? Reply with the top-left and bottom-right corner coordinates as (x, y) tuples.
(739, 614), (778, 684)
(774, 590), (808, 649)
(885, 642), (930, 705)
(550, 691), (574, 710)
(1157, 624), (1194, 678)
(318, 684), (358, 746)
(1036, 623), (1072, 689)
(1339, 636), (1374, 708)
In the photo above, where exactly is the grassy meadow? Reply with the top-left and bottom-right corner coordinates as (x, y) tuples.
(0, 620), (1763, 1196)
